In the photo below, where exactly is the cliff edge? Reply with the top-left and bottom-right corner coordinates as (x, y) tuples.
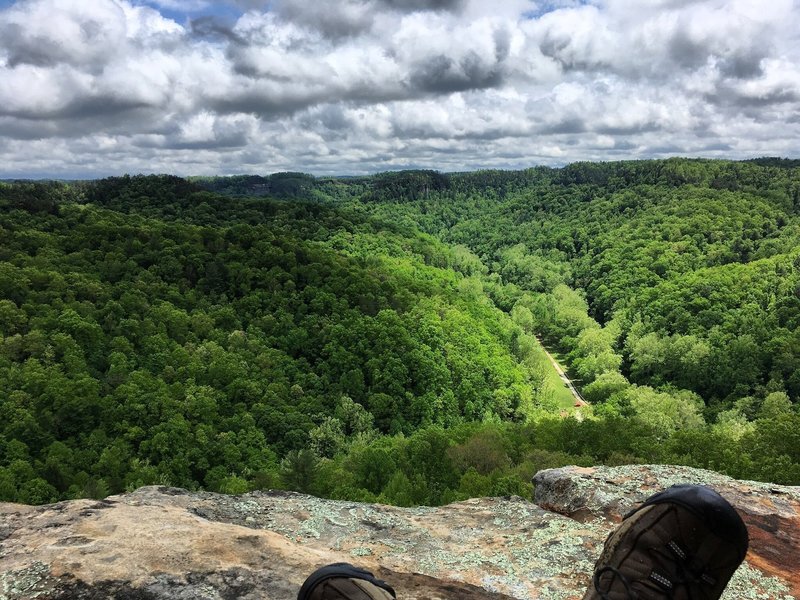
(1, 465), (797, 599)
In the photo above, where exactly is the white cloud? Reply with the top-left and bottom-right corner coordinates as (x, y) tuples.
(0, 0), (798, 177)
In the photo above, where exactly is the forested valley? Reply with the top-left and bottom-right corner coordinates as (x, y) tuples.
(2, 158), (800, 506)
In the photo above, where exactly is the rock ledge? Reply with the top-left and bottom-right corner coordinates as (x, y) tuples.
(1, 465), (797, 599)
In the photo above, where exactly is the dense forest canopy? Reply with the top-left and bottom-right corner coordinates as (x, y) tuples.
(2, 158), (800, 505)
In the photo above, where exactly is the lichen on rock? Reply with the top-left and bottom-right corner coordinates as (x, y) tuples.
(1, 465), (797, 599)
(534, 464), (800, 599)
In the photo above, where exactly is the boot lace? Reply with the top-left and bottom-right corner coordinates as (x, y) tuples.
(593, 540), (714, 600)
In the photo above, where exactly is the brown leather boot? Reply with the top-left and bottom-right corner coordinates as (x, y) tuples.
(584, 485), (749, 599)
(298, 563), (396, 600)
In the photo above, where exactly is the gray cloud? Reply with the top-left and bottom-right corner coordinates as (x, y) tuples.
(409, 52), (503, 93)
(267, 0), (468, 40)
(705, 85), (799, 109)
(381, 0), (465, 10)
(232, 0), (466, 16)
(299, 105), (353, 134)
(537, 118), (587, 135)
(667, 29), (712, 69)
(650, 143), (686, 154)
(612, 139), (637, 150)
(189, 16), (243, 42)
(719, 54), (764, 80)
(1, 22), (71, 68)
(138, 133), (250, 150)
(596, 122), (662, 136)
(271, 0), (376, 38)
(211, 91), (316, 119)
(1, 95), (155, 122)
(0, 0), (798, 177)
(0, 0), (129, 73)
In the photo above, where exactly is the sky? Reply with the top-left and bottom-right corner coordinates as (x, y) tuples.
(0, 0), (798, 178)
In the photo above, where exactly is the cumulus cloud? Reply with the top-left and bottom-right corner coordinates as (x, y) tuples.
(269, 0), (469, 39)
(0, 0), (798, 177)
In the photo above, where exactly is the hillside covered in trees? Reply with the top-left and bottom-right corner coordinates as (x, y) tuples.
(2, 158), (800, 506)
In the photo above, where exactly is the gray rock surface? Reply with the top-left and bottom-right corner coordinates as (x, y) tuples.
(0, 465), (796, 599)
(534, 464), (800, 599)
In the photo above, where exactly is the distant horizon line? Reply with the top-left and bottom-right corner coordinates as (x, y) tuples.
(3, 155), (800, 182)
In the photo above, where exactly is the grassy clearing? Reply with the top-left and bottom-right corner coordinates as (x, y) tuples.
(545, 361), (577, 409)
(538, 345), (591, 415)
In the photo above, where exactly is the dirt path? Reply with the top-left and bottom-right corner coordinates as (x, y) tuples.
(536, 336), (588, 408)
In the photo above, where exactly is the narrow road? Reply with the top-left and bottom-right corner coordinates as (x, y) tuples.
(536, 336), (588, 408)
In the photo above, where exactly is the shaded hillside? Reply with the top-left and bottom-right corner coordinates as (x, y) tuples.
(3, 160), (800, 510)
(199, 159), (800, 486)
(311, 160), (800, 411)
(0, 177), (553, 505)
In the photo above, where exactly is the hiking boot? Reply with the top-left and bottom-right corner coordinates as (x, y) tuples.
(298, 563), (396, 600)
(584, 484), (749, 600)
